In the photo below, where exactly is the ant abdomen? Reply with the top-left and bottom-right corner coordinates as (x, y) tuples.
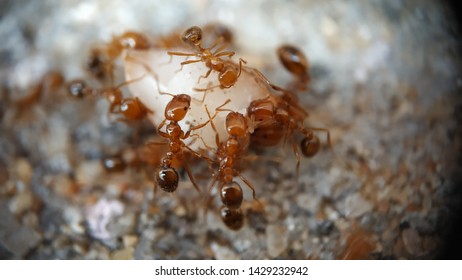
(251, 122), (285, 147)
(156, 167), (179, 193)
(119, 98), (150, 120)
(218, 65), (238, 88)
(278, 45), (309, 78)
(220, 181), (243, 209)
(300, 134), (321, 157)
(220, 206), (244, 230)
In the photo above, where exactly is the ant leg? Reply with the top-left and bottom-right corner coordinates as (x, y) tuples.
(183, 145), (214, 163)
(167, 51), (197, 57)
(208, 36), (225, 51)
(290, 136), (301, 178)
(180, 59), (202, 66)
(154, 119), (170, 139)
(238, 174), (262, 207)
(214, 51), (235, 58)
(182, 158), (201, 194)
(183, 118), (212, 139)
(197, 68), (213, 83)
(204, 104), (221, 147)
(236, 58), (247, 79)
(214, 99), (233, 113)
(189, 133), (214, 151)
(193, 84), (220, 94)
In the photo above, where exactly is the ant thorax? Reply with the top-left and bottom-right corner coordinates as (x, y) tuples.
(123, 48), (275, 152)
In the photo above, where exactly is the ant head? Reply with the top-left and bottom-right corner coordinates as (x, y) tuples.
(182, 26), (203, 47)
(226, 112), (247, 137)
(248, 99), (275, 124)
(165, 94), (191, 121)
(277, 45), (309, 76)
(300, 132), (320, 157)
(120, 98), (146, 120)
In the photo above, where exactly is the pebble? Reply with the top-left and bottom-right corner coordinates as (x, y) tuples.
(266, 224), (288, 258)
(85, 198), (124, 240)
(401, 228), (425, 257)
(13, 158), (33, 184)
(8, 190), (33, 215)
(111, 247), (134, 260)
(341, 193), (372, 218)
(210, 242), (240, 260)
(296, 193), (319, 213)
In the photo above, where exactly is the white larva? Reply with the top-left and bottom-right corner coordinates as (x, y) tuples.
(123, 48), (274, 152)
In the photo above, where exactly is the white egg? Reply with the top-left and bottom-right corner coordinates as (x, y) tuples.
(123, 48), (274, 152)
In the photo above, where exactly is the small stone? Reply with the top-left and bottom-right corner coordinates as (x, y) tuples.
(210, 242), (240, 260)
(296, 193), (319, 212)
(341, 193), (372, 218)
(85, 198), (124, 240)
(111, 247), (134, 260)
(14, 158), (33, 184)
(265, 205), (281, 223)
(75, 160), (104, 188)
(123, 235), (138, 247)
(266, 224), (288, 258)
(8, 190), (33, 215)
(402, 228), (425, 257)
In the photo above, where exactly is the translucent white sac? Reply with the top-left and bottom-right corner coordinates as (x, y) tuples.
(124, 48), (274, 152)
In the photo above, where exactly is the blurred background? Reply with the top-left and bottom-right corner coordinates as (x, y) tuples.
(0, 0), (461, 259)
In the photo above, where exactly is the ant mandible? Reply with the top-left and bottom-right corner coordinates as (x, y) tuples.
(168, 26), (246, 89)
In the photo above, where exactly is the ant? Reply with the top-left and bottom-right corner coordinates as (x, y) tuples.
(204, 100), (259, 230)
(168, 26), (246, 89)
(247, 95), (330, 173)
(277, 45), (310, 92)
(87, 31), (151, 83)
(67, 76), (151, 122)
(148, 89), (211, 194)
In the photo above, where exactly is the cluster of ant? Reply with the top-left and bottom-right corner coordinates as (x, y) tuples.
(67, 24), (330, 230)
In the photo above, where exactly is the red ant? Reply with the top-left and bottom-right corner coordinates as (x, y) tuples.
(168, 26), (246, 89)
(247, 93), (330, 174)
(67, 76), (151, 122)
(204, 100), (260, 230)
(87, 31), (151, 83)
(148, 87), (211, 194)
